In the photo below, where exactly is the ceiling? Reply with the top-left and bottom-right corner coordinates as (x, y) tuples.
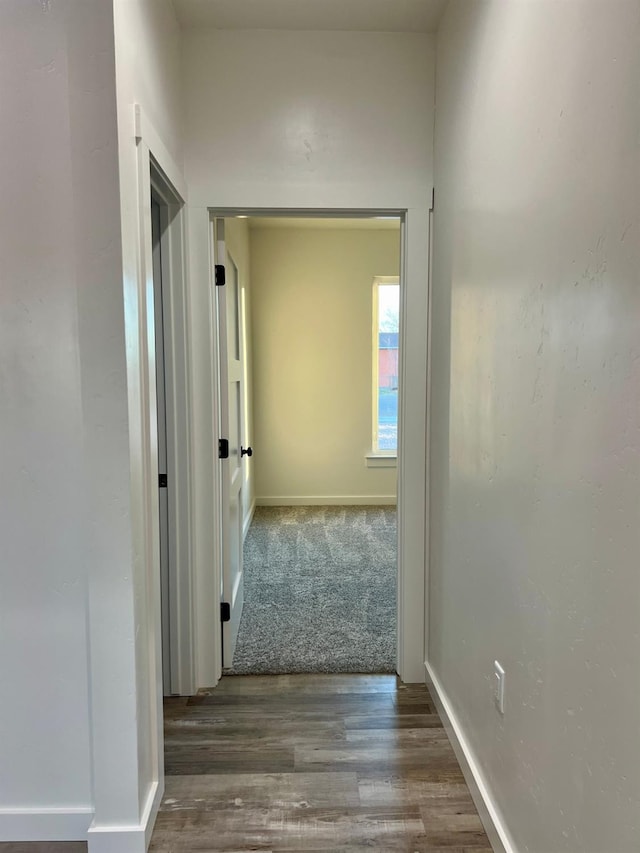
(246, 216), (401, 230)
(172, 0), (447, 32)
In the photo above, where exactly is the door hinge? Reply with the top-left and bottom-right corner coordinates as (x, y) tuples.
(430, 187), (435, 212)
(159, 473), (167, 488)
(220, 602), (231, 622)
(218, 438), (229, 459)
(215, 264), (226, 286)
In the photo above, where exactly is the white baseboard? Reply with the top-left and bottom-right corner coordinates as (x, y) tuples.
(256, 495), (397, 506)
(243, 498), (256, 540)
(143, 779), (163, 850)
(424, 661), (516, 853)
(87, 779), (162, 853)
(0, 806), (93, 841)
(88, 825), (146, 853)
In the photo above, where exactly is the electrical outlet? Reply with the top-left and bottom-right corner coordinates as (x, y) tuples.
(494, 660), (505, 715)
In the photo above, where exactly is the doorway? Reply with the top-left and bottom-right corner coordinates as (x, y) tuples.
(147, 158), (194, 698)
(213, 212), (403, 676)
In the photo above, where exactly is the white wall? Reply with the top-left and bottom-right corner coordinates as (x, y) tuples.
(429, 3), (640, 851)
(0, 0), (185, 845)
(250, 225), (399, 503)
(183, 26), (435, 682)
(0, 0), (126, 842)
(184, 29), (434, 209)
(107, 0), (185, 844)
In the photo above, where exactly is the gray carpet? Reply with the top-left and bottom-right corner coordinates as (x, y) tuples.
(227, 505), (397, 675)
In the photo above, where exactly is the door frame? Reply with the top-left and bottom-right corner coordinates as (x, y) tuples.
(136, 107), (196, 699)
(150, 193), (172, 696)
(207, 207), (429, 684)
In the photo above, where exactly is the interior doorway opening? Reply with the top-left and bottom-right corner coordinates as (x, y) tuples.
(147, 157), (193, 699)
(213, 211), (403, 676)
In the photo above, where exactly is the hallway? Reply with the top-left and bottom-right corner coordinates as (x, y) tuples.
(3, 1), (639, 848)
(151, 674), (491, 851)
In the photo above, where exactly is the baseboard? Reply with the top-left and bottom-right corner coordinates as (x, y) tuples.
(424, 661), (516, 853)
(87, 779), (162, 853)
(256, 495), (397, 506)
(0, 806), (93, 841)
(243, 499), (256, 540)
(142, 779), (163, 850)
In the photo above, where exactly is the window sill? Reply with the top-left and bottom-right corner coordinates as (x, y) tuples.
(365, 453), (397, 468)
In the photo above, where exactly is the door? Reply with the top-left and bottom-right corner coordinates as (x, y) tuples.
(215, 219), (247, 668)
(151, 195), (172, 695)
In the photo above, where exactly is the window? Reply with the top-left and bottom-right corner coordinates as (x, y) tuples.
(372, 277), (399, 455)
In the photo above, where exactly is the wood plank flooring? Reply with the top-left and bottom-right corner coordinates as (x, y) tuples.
(150, 674), (492, 852)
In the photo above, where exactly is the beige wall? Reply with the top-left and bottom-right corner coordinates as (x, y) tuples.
(430, 2), (640, 852)
(224, 217), (255, 528)
(250, 225), (399, 503)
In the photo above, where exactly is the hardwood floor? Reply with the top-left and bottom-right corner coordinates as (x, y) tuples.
(150, 674), (492, 852)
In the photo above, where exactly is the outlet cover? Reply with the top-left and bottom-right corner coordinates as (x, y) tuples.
(494, 660), (505, 715)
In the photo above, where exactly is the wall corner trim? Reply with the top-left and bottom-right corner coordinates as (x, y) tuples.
(87, 779), (162, 853)
(424, 661), (517, 853)
(134, 104), (187, 203)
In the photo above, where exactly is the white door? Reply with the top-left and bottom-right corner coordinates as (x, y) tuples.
(215, 219), (247, 668)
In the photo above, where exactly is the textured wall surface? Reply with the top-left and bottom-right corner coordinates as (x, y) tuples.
(0, 0), (126, 834)
(430, 2), (640, 851)
(183, 28), (434, 209)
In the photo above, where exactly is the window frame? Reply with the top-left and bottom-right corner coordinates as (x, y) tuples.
(370, 275), (400, 461)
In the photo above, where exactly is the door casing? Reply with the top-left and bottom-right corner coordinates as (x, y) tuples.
(207, 207), (430, 684)
(147, 156), (195, 699)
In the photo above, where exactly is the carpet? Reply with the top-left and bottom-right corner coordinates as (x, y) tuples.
(227, 505), (397, 675)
